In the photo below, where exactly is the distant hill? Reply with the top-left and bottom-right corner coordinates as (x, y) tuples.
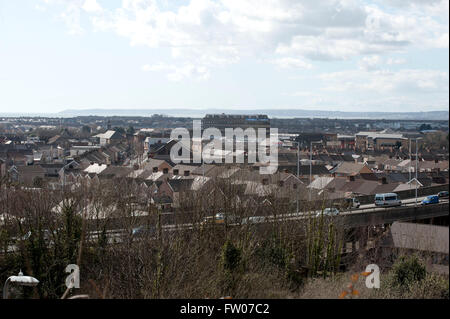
(1, 108), (448, 120)
(57, 108), (449, 120)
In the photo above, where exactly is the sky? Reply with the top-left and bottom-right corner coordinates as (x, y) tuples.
(0, 0), (448, 114)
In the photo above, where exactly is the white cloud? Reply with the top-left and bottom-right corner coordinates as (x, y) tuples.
(60, 3), (84, 35)
(272, 57), (313, 69)
(358, 55), (382, 71)
(358, 55), (406, 71)
(142, 62), (210, 81)
(319, 68), (449, 94)
(82, 0), (102, 13)
(40, 0), (448, 82)
(386, 57), (406, 65)
(289, 91), (316, 97)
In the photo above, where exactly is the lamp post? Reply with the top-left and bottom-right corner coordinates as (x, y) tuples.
(3, 270), (39, 299)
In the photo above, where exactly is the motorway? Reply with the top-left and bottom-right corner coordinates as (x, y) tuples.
(4, 195), (449, 251)
(101, 194), (449, 243)
(340, 195), (448, 215)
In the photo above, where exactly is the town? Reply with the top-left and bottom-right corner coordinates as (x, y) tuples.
(1, 0), (448, 305)
(1, 113), (448, 299)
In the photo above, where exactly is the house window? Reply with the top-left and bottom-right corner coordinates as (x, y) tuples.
(173, 169), (179, 175)
(293, 183), (298, 189)
(153, 167), (158, 172)
(262, 178), (268, 185)
(278, 181), (284, 187)
(163, 168), (168, 174)
(184, 170), (190, 176)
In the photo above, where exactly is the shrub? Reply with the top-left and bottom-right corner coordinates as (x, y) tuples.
(221, 240), (241, 272)
(391, 255), (427, 289)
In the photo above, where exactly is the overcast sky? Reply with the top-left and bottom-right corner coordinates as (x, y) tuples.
(0, 0), (448, 114)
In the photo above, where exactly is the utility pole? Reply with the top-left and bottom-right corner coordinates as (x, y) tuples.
(309, 141), (313, 202)
(409, 138), (411, 189)
(297, 141), (300, 213)
(415, 138), (418, 205)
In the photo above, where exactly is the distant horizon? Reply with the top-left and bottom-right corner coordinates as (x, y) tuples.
(1, 107), (448, 121)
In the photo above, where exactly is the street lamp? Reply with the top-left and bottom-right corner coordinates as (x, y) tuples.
(3, 270), (39, 299)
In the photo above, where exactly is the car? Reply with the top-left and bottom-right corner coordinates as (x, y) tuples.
(374, 193), (402, 207)
(438, 191), (449, 198)
(201, 213), (225, 226)
(213, 213), (225, 224)
(21, 229), (54, 241)
(343, 197), (360, 209)
(132, 225), (157, 238)
(316, 207), (340, 217)
(421, 195), (439, 205)
(200, 216), (213, 225)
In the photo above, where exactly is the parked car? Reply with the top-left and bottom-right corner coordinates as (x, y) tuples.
(438, 191), (449, 198)
(421, 195), (439, 205)
(316, 207), (340, 217)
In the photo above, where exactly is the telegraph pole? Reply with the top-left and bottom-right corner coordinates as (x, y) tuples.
(297, 141), (300, 213)
(409, 138), (411, 189)
(415, 138), (418, 205)
(309, 141), (312, 202)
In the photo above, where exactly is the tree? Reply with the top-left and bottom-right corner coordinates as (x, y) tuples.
(113, 127), (126, 135)
(418, 124), (432, 131)
(81, 125), (91, 135)
(126, 126), (135, 135)
(32, 176), (44, 188)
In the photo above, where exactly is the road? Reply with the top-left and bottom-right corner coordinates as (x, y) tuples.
(4, 195), (449, 250)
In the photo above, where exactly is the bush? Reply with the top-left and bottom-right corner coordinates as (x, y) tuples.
(221, 240), (241, 272)
(408, 273), (450, 299)
(391, 255), (427, 289)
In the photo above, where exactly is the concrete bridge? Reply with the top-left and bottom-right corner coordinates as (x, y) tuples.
(338, 201), (449, 229)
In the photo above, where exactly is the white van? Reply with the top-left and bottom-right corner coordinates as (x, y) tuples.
(374, 193), (402, 207)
